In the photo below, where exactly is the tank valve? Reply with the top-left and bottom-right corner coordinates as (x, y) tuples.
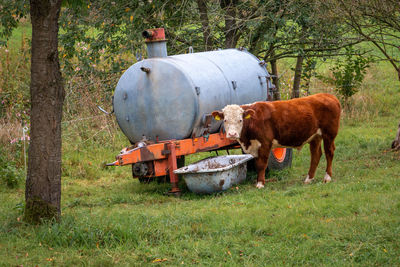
(140, 67), (150, 73)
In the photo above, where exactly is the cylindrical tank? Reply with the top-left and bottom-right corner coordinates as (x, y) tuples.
(114, 41), (273, 144)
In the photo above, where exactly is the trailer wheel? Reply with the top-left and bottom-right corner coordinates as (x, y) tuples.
(137, 156), (185, 183)
(246, 148), (292, 175)
(268, 148), (292, 170)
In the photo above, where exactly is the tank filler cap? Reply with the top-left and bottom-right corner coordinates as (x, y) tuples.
(142, 28), (166, 43)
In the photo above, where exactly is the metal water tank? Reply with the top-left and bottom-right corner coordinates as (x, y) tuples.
(113, 28), (274, 144)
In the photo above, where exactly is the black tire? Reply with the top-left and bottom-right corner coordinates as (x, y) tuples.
(268, 148), (292, 170)
(137, 156), (185, 183)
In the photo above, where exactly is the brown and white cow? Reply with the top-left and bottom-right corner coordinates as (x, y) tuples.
(212, 93), (341, 188)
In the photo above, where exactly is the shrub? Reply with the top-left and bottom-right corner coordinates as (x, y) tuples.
(320, 46), (371, 108)
(0, 147), (24, 188)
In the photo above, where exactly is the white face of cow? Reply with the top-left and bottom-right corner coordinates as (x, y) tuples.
(222, 105), (245, 139)
(212, 105), (255, 140)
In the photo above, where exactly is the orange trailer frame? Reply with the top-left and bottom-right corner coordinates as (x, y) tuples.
(107, 132), (287, 195)
(107, 132), (239, 194)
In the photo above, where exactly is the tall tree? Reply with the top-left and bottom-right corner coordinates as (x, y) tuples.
(24, 0), (64, 223)
(292, 55), (304, 98)
(220, 0), (240, 48)
(196, 0), (213, 51)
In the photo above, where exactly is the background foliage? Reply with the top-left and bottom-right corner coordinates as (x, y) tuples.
(320, 46), (371, 104)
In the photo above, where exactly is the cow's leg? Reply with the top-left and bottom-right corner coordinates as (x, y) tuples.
(304, 136), (322, 184)
(255, 152), (269, 189)
(323, 138), (335, 183)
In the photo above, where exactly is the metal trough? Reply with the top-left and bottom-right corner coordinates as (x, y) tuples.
(173, 154), (254, 194)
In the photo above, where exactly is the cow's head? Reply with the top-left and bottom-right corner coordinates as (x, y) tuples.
(212, 105), (255, 140)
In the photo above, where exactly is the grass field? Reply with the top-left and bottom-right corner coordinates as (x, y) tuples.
(1, 22), (400, 266)
(1, 117), (400, 266)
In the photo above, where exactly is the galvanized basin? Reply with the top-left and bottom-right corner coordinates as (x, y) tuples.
(173, 154), (254, 194)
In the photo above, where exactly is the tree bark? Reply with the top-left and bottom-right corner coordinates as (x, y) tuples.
(292, 55), (304, 98)
(25, 0), (64, 224)
(270, 59), (281, 100)
(221, 0), (239, 48)
(196, 0), (213, 51)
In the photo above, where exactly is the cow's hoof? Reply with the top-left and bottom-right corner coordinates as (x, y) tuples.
(256, 182), (264, 189)
(304, 175), (314, 184)
(323, 173), (332, 183)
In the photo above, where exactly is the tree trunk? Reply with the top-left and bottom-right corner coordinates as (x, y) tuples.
(392, 120), (400, 150)
(196, 0), (213, 51)
(25, 0), (64, 224)
(292, 55), (304, 98)
(270, 59), (281, 100)
(221, 0), (239, 48)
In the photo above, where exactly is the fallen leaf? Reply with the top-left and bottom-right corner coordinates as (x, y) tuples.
(152, 258), (168, 263)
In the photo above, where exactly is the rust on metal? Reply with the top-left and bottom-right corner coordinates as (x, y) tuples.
(143, 28), (166, 42)
(140, 67), (151, 73)
(195, 144), (220, 153)
(140, 147), (155, 161)
(161, 143), (171, 155)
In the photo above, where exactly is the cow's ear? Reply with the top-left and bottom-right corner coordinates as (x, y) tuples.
(212, 111), (224, 121)
(243, 109), (256, 120)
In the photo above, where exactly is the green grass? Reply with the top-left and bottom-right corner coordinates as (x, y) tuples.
(1, 24), (400, 266)
(5, 20), (31, 50)
(2, 101), (400, 266)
